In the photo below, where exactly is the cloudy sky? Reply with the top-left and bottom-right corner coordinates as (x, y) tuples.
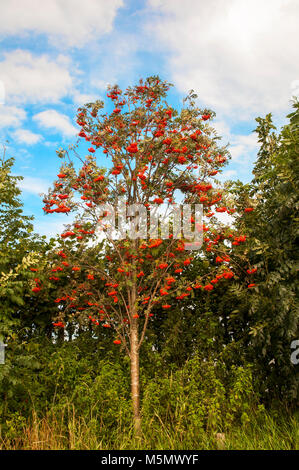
(0, 0), (298, 237)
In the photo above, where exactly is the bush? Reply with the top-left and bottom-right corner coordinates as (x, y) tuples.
(142, 355), (263, 435)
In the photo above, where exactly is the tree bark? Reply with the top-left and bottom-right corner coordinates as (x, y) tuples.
(130, 321), (141, 437)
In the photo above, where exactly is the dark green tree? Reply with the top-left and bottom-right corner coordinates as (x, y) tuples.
(226, 102), (299, 403)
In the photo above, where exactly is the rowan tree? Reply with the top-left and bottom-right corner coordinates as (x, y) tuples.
(36, 76), (252, 434)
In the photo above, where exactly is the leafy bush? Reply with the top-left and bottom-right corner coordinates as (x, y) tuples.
(142, 355), (263, 434)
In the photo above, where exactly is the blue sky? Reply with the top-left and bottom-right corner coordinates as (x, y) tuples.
(0, 0), (298, 237)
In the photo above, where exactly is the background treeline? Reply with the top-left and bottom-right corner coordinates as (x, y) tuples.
(0, 106), (298, 449)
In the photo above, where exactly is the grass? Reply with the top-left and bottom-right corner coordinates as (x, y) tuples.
(0, 407), (298, 450)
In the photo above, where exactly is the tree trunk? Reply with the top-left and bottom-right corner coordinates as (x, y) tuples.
(130, 321), (141, 437)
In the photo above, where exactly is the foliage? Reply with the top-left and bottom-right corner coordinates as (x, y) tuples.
(0, 83), (298, 449)
(227, 101), (299, 402)
(0, 150), (51, 338)
(0, 345), (297, 450)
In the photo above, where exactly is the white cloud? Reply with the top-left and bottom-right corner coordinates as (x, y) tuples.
(0, 50), (73, 104)
(148, 0), (299, 116)
(18, 176), (49, 195)
(220, 170), (237, 180)
(12, 129), (42, 145)
(229, 144), (244, 161)
(0, 0), (123, 47)
(213, 120), (231, 138)
(230, 133), (259, 161)
(72, 91), (98, 105)
(91, 78), (115, 91)
(211, 118), (259, 163)
(0, 105), (26, 128)
(0, 80), (5, 104)
(33, 110), (77, 137)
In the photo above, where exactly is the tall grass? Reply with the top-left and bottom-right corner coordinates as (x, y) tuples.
(0, 406), (298, 450)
